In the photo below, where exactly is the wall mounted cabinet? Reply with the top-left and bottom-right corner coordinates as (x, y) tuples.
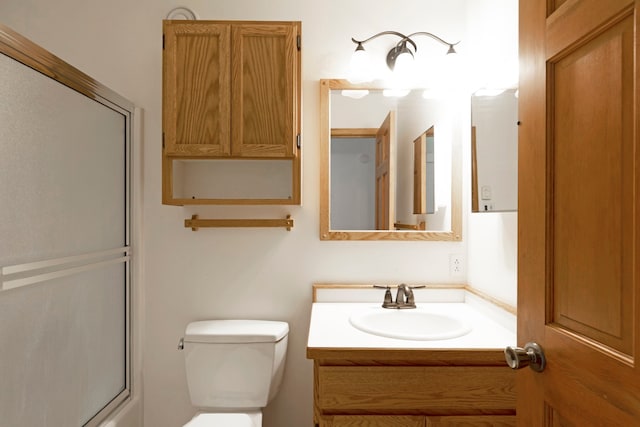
(162, 20), (301, 205)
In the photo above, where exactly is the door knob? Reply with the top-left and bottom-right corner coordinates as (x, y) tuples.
(504, 342), (546, 372)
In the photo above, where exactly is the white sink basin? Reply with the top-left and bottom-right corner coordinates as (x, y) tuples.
(349, 308), (472, 341)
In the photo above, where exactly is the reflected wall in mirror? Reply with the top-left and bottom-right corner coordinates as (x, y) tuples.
(320, 79), (461, 241)
(471, 89), (518, 212)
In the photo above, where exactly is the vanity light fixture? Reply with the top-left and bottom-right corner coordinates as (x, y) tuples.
(349, 30), (459, 83)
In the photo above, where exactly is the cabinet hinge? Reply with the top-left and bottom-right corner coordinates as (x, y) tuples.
(162, 34), (165, 50)
(162, 132), (165, 149)
(296, 35), (301, 51)
(296, 133), (301, 149)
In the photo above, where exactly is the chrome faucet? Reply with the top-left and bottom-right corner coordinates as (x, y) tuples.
(374, 284), (425, 309)
(395, 283), (415, 308)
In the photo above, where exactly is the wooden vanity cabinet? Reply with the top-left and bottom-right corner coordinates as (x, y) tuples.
(162, 20), (301, 205)
(309, 349), (516, 427)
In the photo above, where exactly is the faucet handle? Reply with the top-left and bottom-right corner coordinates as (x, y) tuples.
(406, 285), (424, 305)
(373, 285), (397, 308)
(383, 289), (394, 306)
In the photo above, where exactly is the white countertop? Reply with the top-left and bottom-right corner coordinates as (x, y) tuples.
(307, 301), (516, 350)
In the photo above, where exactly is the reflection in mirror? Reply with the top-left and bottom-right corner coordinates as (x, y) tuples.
(471, 89), (518, 212)
(330, 127), (379, 230)
(320, 79), (461, 241)
(413, 126), (435, 216)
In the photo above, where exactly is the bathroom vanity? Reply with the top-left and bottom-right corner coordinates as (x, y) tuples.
(307, 284), (516, 427)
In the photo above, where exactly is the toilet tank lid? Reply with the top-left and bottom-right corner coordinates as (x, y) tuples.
(184, 320), (289, 344)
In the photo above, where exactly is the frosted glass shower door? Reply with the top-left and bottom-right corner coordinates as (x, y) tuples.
(0, 30), (133, 427)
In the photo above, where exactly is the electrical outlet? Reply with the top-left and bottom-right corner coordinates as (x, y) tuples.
(449, 254), (465, 277)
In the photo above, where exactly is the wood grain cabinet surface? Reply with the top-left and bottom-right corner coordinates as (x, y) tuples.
(162, 20), (301, 205)
(319, 415), (516, 426)
(310, 349), (516, 427)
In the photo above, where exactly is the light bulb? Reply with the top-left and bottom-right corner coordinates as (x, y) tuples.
(348, 48), (372, 83)
(393, 50), (413, 79)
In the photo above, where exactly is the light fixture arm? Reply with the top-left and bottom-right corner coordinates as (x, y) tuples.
(401, 31), (459, 54)
(351, 31), (418, 53)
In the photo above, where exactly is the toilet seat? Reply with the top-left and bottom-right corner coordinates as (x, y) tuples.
(184, 411), (262, 427)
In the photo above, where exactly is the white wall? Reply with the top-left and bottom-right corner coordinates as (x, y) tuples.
(465, 0), (518, 307)
(468, 212), (518, 306)
(0, 0), (518, 426)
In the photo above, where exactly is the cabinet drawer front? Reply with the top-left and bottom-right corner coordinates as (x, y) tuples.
(317, 366), (515, 414)
(322, 415), (425, 427)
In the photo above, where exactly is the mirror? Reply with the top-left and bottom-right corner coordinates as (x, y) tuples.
(319, 79), (461, 241)
(471, 89), (518, 212)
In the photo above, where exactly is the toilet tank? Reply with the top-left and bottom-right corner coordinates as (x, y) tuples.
(182, 320), (289, 410)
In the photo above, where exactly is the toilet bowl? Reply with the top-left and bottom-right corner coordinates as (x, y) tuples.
(183, 411), (261, 427)
(180, 319), (289, 426)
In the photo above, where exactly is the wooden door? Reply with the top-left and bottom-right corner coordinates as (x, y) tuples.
(163, 21), (231, 156)
(413, 126), (434, 215)
(413, 131), (427, 214)
(518, 0), (639, 425)
(231, 22), (300, 158)
(375, 111), (395, 230)
(470, 126), (479, 212)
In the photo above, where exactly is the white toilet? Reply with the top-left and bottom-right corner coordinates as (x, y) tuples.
(180, 319), (289, 427)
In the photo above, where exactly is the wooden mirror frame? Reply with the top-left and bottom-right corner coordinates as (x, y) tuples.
(319, 79), (462, 241)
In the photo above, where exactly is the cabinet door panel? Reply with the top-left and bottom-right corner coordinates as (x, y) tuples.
(231, 23), (298, 158)
(426, 415), (516, 426)
(322, 415), (425, 427)
(163, 22), (231, 156)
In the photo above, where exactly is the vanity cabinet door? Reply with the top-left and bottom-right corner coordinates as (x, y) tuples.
(319, 414), (515, 427)
(426, 415), (516, 426)
(320, 415), (425, 427)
